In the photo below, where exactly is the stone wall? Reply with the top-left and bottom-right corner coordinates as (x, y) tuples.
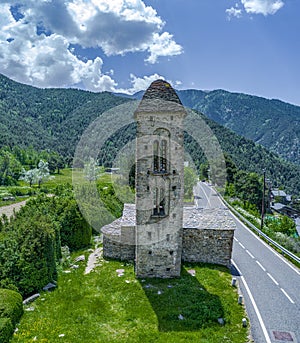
(102, 234), (135, 261)
(182, 228), (234, 267)
(102, 225), (234, 268)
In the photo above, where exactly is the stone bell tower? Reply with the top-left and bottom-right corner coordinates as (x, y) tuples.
(134, 80), (186, 278)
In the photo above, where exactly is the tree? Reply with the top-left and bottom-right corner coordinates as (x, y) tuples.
(20, 168), (38, 187)
(36, 160), (51, 186)
(20, 160), (53, 187)
(199, 163), (209, 181)
(84, 157), (102, 182)
(48, 153), (65, 174)
(184, 166), (198, 200)
(0, 150), (22, 185)
(234, 171), (262, 210)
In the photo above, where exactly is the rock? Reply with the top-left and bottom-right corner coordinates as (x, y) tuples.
(178, 314), (184, 320)
(187, 269), (196, 276)
(25, 307), (35, 311)
(71, 264), (79, 269)
(157, 291), (162, 295)
(116, 269), (125, 277)
(23, 293), (40, 305)
(217, 317), (225, 325)
(74, 255), (85, 262)
(43, 282), (56, 292)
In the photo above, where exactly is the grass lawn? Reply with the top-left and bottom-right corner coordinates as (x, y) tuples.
(12, 252), (248, 343)
(43, 169), (116, 189)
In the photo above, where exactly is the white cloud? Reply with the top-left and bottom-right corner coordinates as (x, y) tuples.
(146, 32), (183, 64)
(0, 19), (117, 91)
(226, 0), (284, 18)
(241, 0), (284, 15)
(114, 73), (182, 95)
(226, 6), (242, 20)
(116, 73), (166, 94)
(0, 0), (182, 91)
(115, 73), (182, 94)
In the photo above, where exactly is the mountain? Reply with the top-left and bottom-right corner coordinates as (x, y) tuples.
(0, 73), (129, 156)
(129, 88), (300, 165)
(176, 89), (300, 165)
(0, 73), (300, 194)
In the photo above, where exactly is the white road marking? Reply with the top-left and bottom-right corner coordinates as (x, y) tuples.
(199, 183), (211, 208)
(234, 237), (238, 242)
(246, 250), (255, 259)
(232, 260), (272, 343)
(280, 288), (295, 304)
(229, 210), (300, 276)
(267, 273), (279, 286)
(239, 242), (245, 249)
(256, 261), (266, 272)
(204, 183), (300, 277)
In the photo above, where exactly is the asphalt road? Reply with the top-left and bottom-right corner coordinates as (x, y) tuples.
(195, 182), (300, 343)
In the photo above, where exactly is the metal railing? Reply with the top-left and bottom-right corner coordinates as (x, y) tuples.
(222, 197), (300, 265)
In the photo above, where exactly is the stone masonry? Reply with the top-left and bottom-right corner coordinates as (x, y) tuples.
(102, 204), (235, 268)
(101, 80), (235, 277)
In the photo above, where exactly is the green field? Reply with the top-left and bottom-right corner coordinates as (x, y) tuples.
(12, 252), (249, 343)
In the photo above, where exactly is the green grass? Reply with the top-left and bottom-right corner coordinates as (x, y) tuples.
(12, 253), (248, 343)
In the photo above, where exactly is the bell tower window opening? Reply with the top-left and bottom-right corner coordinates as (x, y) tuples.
(152, 187), (167, 217)
(161, 139), (167, 172)
(153, 140), (159, 172)
(152, 128), (170, 174)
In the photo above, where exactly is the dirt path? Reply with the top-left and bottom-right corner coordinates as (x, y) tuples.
(0, 200), (28, 219)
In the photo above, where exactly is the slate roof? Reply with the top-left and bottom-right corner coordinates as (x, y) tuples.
(271, 190), (287, 197)
(142, 79), (182, 104)
(101, 204), (236, 236)
(135, 79), (185, 114)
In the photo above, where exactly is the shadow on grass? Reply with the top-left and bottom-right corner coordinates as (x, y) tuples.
(138, 267), (224, 332)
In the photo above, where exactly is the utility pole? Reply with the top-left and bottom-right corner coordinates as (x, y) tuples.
(260, 169), (266, 231)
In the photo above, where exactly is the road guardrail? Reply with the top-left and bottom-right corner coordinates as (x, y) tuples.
(221, 197), (300, 265)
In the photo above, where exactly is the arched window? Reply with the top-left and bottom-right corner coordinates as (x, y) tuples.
(152, 185), (169, 217)
(152, 129), (170, 173)
(153, 140), (159, 172)
(153, 187), (159, 216)
(161, 139), (167, 172)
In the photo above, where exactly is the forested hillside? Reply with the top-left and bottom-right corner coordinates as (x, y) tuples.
(0, 74), (128, 157)
(1, 73), (300, 194)
(177, 89), (300, 165)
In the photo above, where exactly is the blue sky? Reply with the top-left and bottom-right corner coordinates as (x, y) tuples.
(0, 0), (299, 105)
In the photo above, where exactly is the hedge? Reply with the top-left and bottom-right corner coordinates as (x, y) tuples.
(0, 289), (23, 326)
(0, 318), (14, 343)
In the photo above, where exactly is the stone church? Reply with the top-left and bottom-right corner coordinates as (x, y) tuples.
(101, 80), (235, 278)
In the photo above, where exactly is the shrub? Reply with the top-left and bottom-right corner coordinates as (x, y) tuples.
(0, 289), (23, 326)
(59, 199), (92, 251)
(0, 318), (13, 343)
(8, 186), (34, 197)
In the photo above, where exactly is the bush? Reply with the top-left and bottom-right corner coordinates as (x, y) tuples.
(59, 199), (92, 251)
(0, 289), (23, 326)
(8, 186), (34, 197)
(0, 318), (13, 343)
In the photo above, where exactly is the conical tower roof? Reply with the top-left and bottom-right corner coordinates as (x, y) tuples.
(136, 79), (185, 114)
(141, 79), (182, 104)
